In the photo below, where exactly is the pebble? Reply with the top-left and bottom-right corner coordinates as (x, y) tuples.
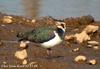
(3, 61), (7, 64)
(93, 46), (99, 50)
(84, 25), (99, 33)
(88, 59), (97, 65)
(31, 19), (36, 23)
(22, 59), (27, 65)
(64, 35), (74, 40)
(10, 30), (15, 33)
(72, 48), (80, 52)
(3, 16), (13, 24)
(74, 55), (87, 63)
(87, 45), (93, 48)
(5, 16), (12, 19)
(87, 41), (99, 46)
(15, 49), (28, 60)
(74, 31), (90, 43)
(1, 24), (5, 27)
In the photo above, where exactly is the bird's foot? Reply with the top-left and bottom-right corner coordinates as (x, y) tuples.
(47, 48), (52, 55)
(46, 48), (64, 59)
(46, 48), (53, 59)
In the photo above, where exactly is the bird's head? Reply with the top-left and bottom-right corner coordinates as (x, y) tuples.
(56, 21), (66, 32)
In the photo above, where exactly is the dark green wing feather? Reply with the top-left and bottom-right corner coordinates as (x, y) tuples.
(17, 26), (55, 43)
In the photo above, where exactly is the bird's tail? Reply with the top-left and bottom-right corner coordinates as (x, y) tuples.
(17, 32), (24, 38)
(17, 30), (34, 41)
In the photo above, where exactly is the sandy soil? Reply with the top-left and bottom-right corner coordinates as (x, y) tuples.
(0, 13), (100, 69)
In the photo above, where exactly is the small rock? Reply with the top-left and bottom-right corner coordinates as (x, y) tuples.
(3, 61), (7, 64)
(74, 31), (90, 43)
(84, 25), (99, 33)
(65, 35), (74, 40)
(3, 16), (13, 24)
(87, 45), (93, 48)
(93, 46), (99, 50)
(72, 48), (80, 52)
(31, 19), (36, 23)
(74, 55), (87, 63)
(22, 59), (27, 65)
(88, 59), (97, 65)
(1, 24), (5, 26)
(88, 41), (99, 46)
(25, 41), (30, 44)
(15, 49), (27, 60)
(5, 16), (12, 19)
(10, 30), (15, 33)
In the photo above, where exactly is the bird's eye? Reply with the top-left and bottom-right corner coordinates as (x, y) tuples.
(61, 24), (64, 28)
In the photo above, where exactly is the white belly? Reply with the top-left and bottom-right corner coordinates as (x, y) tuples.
(41, 31), (62, 48)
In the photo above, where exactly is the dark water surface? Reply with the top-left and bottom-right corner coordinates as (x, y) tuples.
(0, 0), (100, 20)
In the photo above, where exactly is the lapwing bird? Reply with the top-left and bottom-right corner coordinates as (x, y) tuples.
(17, 21), (66, 56)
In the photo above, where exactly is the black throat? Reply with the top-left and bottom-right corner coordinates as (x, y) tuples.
(56, 28), (65, 38)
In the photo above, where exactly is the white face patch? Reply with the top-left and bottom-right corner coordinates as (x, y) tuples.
(56, 21), (66, 32)
(41, 31), (62, 48)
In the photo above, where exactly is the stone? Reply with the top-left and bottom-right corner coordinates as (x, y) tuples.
(87, 45), (93, 48)
(88, 59), (97, 65)
(1, 24), (5, 26)
(74, 55), (87, 63)
(87, 41), (99, 46)
(72, 48), (80, 52)
(64, 35), (74, 40)
(84, 25), (99, 33)
(3, 16), (13, 24)
(93, 46), (99, 50)
(31, 19), (36, 23)
(74, 31), (90, 43)
(15, 49), (27, 60)
(3, 61), (7, 64)
(22, 59), (27, 65)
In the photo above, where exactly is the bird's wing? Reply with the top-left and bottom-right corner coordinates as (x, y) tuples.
(26, 27), (55, 43)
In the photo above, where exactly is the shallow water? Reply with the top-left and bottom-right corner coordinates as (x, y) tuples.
(0, 0), (24, 16)
(0, 0), (100, 20)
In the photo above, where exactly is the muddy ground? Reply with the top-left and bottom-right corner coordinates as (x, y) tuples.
(0, 13), (100, 69)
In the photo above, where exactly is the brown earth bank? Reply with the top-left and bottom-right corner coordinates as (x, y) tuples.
(0, 12), (100, 69)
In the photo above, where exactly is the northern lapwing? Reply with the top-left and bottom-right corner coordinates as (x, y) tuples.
(17, 21), (66, 56)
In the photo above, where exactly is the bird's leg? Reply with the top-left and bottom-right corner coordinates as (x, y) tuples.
(47, 48), (52, 56)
